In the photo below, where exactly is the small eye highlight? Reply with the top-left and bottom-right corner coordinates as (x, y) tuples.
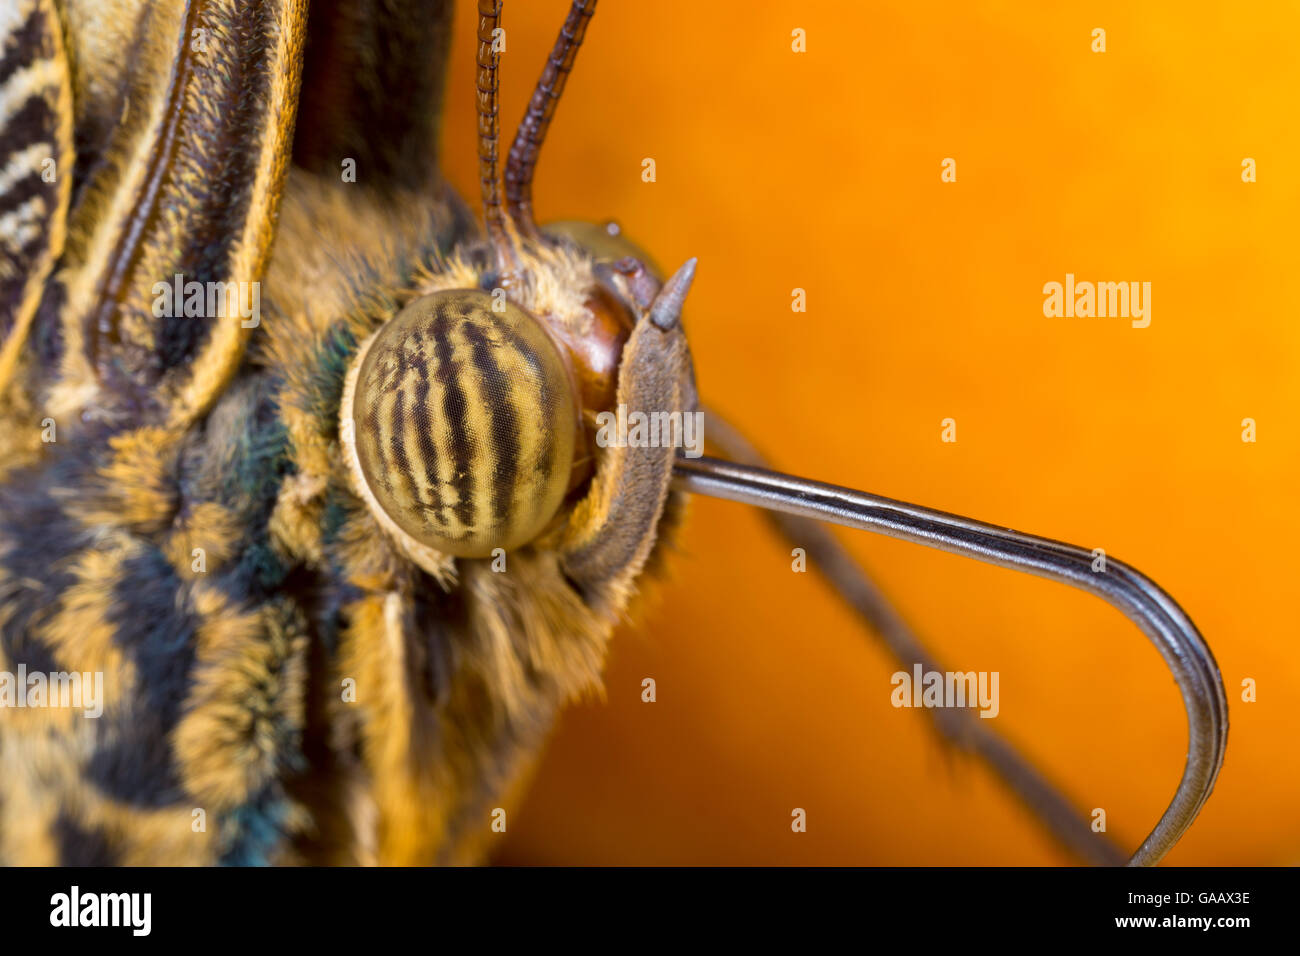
(345, 290), (578, 559)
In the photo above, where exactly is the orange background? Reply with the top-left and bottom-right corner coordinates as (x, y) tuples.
(438, 1), (1300, 864)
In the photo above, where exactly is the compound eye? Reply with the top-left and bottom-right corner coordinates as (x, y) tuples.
(345, 290), (578, 558)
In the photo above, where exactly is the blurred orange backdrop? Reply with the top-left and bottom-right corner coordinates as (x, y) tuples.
(437, 0), (1300, 864)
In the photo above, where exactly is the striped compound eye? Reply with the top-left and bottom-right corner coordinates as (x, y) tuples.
(343, 290), (579, 558)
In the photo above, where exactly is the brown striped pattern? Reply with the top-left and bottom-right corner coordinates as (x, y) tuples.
(43, 0), (307, 424)
(0, 0), (72, 395)
(351, 291), (576, 558)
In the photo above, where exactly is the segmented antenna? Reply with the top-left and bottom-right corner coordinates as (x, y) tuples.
(476, 0), (521, 271)
(505, 0), (597, 238)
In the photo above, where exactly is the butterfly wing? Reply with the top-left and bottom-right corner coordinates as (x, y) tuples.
(0, 0), (313, 866)
(0, 0), (73, 398)
(33, 0), (309, 428)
